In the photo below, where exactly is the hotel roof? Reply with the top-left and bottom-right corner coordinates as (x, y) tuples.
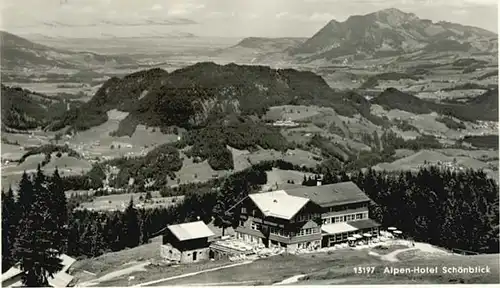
(249, 190), (309, 220)
(284, 182), (371, 207)
(168, 221), (215, 241)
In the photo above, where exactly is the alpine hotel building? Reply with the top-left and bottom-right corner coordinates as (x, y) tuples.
(233, 181), (380, 251)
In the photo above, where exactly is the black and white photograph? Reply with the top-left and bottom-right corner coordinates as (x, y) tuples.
(0, 0), (499, 286)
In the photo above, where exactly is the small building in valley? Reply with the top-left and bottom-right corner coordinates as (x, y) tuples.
(161, 221), (215, 264)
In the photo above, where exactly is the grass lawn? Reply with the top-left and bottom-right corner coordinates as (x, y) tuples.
(71, 240), (163, 278)
(157, 250), (382, 286)
(371, 244), (411, 255)
(138, 250), (499, 286)
(99, 259), (235, 287)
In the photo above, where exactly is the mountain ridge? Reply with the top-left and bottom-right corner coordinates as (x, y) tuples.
(0, 31), (136, 71)
(288, 8), (497, 62)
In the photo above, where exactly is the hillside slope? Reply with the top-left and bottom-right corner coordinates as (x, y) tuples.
(371, 87), (498, 122)
(0, 31), (135, 71)
(53, 62), (368, 133)
(1, 85), (81, 131)
(289, 8), (497, 61)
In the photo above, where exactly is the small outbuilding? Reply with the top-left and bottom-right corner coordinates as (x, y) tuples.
(161, 221), (215, 263)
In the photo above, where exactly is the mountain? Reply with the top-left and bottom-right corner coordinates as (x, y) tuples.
(52, 62), (366, 133)
(210, 37), (306, 63)
(1, 85), (81, 131)
(0, 31), (136, 72)
(289, 8), (498, 62)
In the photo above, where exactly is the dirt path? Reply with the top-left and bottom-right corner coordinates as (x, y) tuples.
(380, 242), (450, 262)
(273, 274), (306, 285)
(380, 248), (417, 262)
(134, 260), (254, 287)
(75, 262), (150, 287)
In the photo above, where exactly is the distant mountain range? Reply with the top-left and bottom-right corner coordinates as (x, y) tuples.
(210, 37), (306, 63)
(252, 8), (498, 64)
(0, 31), (136, 72)
(291, 8), (497, 62)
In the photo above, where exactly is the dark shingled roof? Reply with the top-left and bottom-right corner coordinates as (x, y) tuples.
(284, 182), (371, 207)
(347, 219), (381, 230)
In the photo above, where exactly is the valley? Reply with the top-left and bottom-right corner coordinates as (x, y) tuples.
(1, 5), (498, 287)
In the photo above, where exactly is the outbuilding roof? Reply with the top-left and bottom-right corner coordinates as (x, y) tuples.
(168, 221), (215, 241)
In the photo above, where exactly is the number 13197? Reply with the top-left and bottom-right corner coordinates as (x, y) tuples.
(354, 267), (375, 274)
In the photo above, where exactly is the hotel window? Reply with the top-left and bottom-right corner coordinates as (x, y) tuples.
(356, 213), (363, 220)
(344, 214), (355, 222)
(241, 207), (247, 214)
(251, 221), (261, 230)
(239, 220), (245, 226)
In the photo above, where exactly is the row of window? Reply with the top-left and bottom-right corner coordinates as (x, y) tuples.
(269, 227), (289, 237)
(328, 227), (379, 244)
(297, 227), (320, 236)
(322, 212), (367, 224)
(295, 213), (320, 222)
(328, 203), (368, 212)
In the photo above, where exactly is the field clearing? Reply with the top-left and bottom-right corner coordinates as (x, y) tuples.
(1, 152), (92, 190)
(2, 82), (95, 98)
(174, 152), (232, 186)
(2, 132), (52, 148)
(436, 149), (499, 161)
(1, 143), (25, 160)
(241, 148), (321, 168)
(261, 168), (315, 191)
(370, 105), (497, 140)
(67, 110), (178, 159)
(264, 105), (322, 121)
(372, 150), (494, 176)
(77, 193), (184, 211)
(337, 114), (382, 136)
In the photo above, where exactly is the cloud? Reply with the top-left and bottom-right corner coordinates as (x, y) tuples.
(276, 12), (289, 18)
(451, 9), (469, 15)
(309, 13), (337, 21)
(151, 4), (163, 11)
(166, 2), (205, 16)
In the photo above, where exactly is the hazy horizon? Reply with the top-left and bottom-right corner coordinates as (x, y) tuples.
(1, 0), (498, 39)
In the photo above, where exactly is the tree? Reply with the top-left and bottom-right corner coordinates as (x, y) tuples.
(122, 197), (140, 248)
(2, 187), (17, 271)
(48, 168), (69, 252)
(17, 171), (33, 219)
(16, 166), (63, 287)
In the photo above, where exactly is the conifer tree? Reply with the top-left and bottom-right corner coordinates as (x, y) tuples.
(122, 197), (140, 248)
(17, 171), (33, 219)
(2, 187), (17, 271)
(16, 166), (63, 287)
(48, 168), (69, 252)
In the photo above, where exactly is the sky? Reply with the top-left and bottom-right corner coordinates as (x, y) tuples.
(0, 0), (498, 38)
